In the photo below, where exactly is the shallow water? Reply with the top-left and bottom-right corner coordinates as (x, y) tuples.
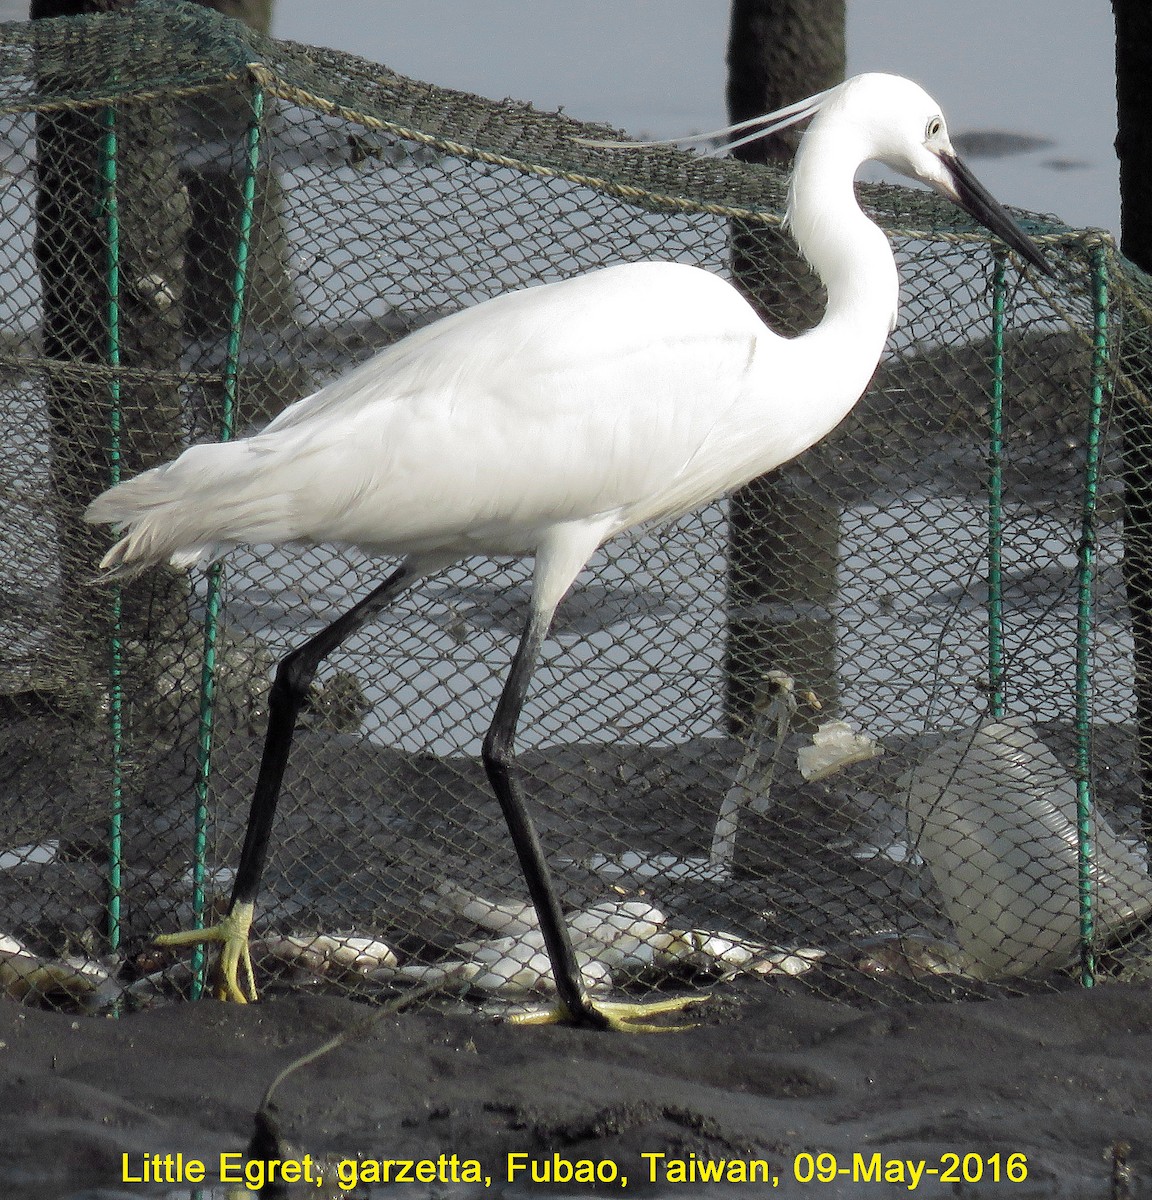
(186, 487), (1129, 763)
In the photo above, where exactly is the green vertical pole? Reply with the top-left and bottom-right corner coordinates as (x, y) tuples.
(189, 81), (265, 998)
(100, 104), (124, 956)
(987, 248), (1008, 719)
(1074, 245), (1110, 987)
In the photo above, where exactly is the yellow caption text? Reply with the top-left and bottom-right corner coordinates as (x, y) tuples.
(121, 1148), (1030, 1191)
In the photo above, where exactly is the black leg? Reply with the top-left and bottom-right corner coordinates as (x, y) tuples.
(482, 607), (608, 1029)
(228, 562), (415, 912)
(157, 562), (416, 1000)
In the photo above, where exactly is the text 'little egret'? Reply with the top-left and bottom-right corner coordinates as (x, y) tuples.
(86, 73), (1053, 1031)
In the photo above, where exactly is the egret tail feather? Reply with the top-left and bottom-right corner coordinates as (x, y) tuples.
(85, 438), (298, 576)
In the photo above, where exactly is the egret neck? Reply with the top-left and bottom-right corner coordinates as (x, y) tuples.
(787, 122), (900, 385)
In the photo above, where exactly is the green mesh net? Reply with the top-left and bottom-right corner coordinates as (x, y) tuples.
(1, 0), (1151, 1016)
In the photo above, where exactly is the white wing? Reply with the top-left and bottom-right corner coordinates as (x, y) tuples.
(89, 261), (787, 572)
(260, 262), (774, 553)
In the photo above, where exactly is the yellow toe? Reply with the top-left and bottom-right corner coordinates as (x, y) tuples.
(155, 902), (257, 1003)
(510, 992), (710, 1032)
(594, 994), (711, 1033)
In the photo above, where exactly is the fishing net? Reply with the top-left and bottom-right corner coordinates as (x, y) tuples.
(1, 0), (1150, 1016)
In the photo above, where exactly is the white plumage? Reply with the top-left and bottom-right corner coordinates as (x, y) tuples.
(89, 74), (1022, 588)
(87, 258), (877, 578)
(83, 73), (1052, 1027)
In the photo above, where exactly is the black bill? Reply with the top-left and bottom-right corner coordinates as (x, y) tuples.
(938, 152), (1054, 275)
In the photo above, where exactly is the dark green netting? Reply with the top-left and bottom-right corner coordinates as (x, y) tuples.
(1, 0), (1151, 1017)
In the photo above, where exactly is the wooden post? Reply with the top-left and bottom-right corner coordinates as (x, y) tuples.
(31, 0), (188, 719)
(1113, 0), (1152, 859)
(724, 0), (846, 731)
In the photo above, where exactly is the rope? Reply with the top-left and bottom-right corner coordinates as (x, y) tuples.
(0, 75), (246, 118)
(0, 357), (226, 387)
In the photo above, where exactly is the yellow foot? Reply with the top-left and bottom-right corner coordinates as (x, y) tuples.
(155, 901), (257, 1004)
(511, 993), (711, 1032)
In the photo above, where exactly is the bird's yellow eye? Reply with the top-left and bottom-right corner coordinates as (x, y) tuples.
(926, 116), (943, 140)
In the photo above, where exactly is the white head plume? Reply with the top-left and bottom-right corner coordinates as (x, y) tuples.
(572, 83), (839, 157)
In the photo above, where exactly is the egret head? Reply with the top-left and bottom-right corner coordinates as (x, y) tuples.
(818, 73), (1055, 275)
(578, 72), (1054, 277)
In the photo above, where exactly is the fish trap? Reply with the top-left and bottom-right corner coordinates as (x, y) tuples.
(0, 1), (1150, 1016)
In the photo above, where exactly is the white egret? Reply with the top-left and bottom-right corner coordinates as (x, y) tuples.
(85, 73), (1053, 1031)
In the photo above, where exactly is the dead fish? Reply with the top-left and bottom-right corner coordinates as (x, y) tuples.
(659, 931), (825, 979)
(559, 851), (729, 885)
(320, 933), (398, 974)
(428, 881), (538, 936)
(252, 934), (330, 976)
(659, 930), (760, 975)
(121, 959), (195, 1006)
(568, 901), (675, 972)
(394, 932), (612, 998)
(852, 935), (973, 979)
(253, 932), (398, 979)
(0, 934), (113, 1009)
(570, 900), (665, 943)
(428, 887), (674, 972)
(571, 902), (681, 974)
(751, 947), (828, 977)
